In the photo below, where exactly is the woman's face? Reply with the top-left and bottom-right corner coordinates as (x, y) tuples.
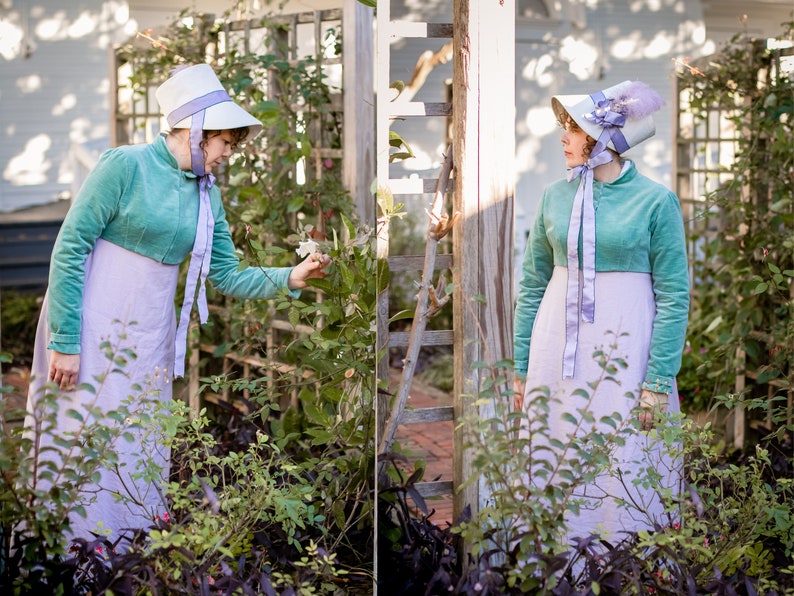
(560, 121), (591, 168)
(202, 130), (236, 172)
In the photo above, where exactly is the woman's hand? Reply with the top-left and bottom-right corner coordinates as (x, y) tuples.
(288, 252), (331, 290)
(49, 351), (81, 390)
(638, 389), (668, 431)
(513, 377), (526, 410)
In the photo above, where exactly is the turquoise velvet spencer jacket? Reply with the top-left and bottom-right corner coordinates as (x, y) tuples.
(47, 133), (296, 354)
(513, 161), (690, 394)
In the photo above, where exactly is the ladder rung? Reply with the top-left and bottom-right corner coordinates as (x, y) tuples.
(390, 21), (453, 39)
(387, 254), (453, 272)
(389, 329), (453, 347)
(389, 101), (452, 117)
(387, 178), (454, 195)
(414, 480), (453, 497)
(401, 405), (453, 424)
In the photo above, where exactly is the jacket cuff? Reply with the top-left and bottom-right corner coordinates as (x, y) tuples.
(47, 333), (81, 354)
(514, 360), (528, 379)
(642, 375), (673, 394)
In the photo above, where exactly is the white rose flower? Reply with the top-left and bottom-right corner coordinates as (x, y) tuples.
(296, 239), (320, 258)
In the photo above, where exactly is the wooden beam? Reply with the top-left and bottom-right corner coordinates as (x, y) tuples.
(343, 0), (375, 225)
(452, 0), (515, 536)
(389, 21), (453, 39)
(388, 330), (454, 348)
(401, 405), (454, 424)
(386, 178), (455, 195)
(375, 0), (392, 468)
(387, 253), (453, 272)
(388, 101), (452, 117)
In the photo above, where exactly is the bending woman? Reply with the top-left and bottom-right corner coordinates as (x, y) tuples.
(25, 64), (329, 541)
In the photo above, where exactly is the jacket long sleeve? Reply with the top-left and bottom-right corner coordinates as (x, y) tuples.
(513, 189), (555, 379)
(206, 200), (296, 298)
(642, 191), (690, 392)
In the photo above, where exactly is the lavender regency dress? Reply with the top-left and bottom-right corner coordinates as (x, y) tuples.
(514, 161), (690, 547)
(26, 239), (177, 539)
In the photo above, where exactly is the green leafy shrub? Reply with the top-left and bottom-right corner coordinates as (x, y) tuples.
(677, 22), (794, 441)
(388, 354), (794, 594)
(0, 291), (40, 368)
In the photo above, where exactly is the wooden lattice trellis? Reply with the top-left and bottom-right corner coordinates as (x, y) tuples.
(674, 43), (794, 448)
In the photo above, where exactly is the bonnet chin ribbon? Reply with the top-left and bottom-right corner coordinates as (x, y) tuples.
(170, 89), (231, 378)
(560, 91), (630, 379)
(562, 147), (613, 379)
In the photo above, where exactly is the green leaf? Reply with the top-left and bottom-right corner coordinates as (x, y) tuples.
(704, 315), (723, 334)
(752, 282), (769, 294)
(389, 79), (405, 95)
(389, 309), (415, 323)
(287, 194), (305, 213)
(561, 413), (578, 425)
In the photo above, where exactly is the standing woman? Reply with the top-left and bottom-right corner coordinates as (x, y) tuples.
(25, 64), (329, 540)
(513, 80), (689, 543)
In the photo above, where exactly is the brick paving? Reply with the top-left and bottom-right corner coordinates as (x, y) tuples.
(390, 371), (455, 527)
(1, 365), (30, 432)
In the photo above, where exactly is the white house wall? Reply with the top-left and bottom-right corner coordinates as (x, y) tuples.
(514, 0), (709, 241)
(386, 1), (707, 249)
(385, 0), (792, 271)
(0, 0), (136, 212)
(704, 0), (794, 46)
(0, 0), (346, 214)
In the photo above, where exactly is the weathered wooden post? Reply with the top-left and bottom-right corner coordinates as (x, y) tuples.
(342, 0), (375, 226)
(452, 0), (515, 525)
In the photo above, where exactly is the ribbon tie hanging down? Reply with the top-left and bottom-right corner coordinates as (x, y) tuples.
(561, 91), (630, 379)
(173, 172), (216, 378)
(168, 89), (231, 378)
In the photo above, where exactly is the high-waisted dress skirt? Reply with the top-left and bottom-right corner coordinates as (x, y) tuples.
(520, 266), (681, 547)
(26, 238), (179, 541)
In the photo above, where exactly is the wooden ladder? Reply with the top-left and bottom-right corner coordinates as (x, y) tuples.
(376, 1), (516, 527)
(375, 4), (457, 508)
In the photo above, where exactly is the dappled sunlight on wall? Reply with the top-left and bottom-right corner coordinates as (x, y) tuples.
(52, 93), (77, 116)
(0, 0), (135, 211)
(68, 117), (93, 147)
(610, 30), (687, 61)
(0, 17), (24, 60)
(632, 138), (671, 186)
(627, 0), (666, 11)
(4, 134), (52, 186)
(560, 35), (600, 79)
(516, 105), (556, 177)
(15, 74), (42, 93)
(33, 2), (136, 48)
(521, 53), (556, 87)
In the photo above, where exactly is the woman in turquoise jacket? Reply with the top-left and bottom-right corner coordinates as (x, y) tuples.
(26, 64), (329, 542)
(513, 80), (689, 546)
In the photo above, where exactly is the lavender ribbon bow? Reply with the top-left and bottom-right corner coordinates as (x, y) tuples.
(583, 92), (629, 156)
(173, 172), (216, 378)
(562, 150), (614, 379)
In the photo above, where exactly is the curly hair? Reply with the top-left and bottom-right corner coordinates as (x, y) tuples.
(557, 112), (597, 157)
(201, 127), (250, 152)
